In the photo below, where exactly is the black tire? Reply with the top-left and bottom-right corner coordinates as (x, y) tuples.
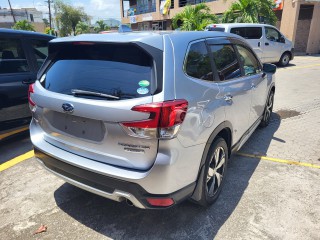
(278, 52), (291, 67)
(197, 137), (228, 207)
(260, 90), (274, 127)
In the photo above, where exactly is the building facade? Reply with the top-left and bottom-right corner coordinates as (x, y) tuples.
(0, 7), (45, 33)
(120, 0), (320, 54)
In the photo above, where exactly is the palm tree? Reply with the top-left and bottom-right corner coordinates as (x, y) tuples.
(221, 0), (277, 25)
(172, 3), (218, 31)
(12, 20), (35, 31)
(75, 21), (90, 35)
(93, 20), (110, 33)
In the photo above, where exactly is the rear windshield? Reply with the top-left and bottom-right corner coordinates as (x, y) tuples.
(230, 27), (262, 39)
(40, 43), (155, 100)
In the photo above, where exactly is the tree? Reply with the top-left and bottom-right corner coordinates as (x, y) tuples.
(12, 20), (35, 31)
(55, 0), (90, 36)
(93, 20), (111, 33)
(221, 0), (277, 25)
(75, 21), (90, 35)
(43, 18), (49, 28)
(172, 3), (218, 31)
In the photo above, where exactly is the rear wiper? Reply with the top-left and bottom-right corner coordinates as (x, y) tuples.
(71, 89), (119, 100)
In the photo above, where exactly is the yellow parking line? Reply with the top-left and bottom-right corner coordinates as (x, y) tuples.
(237, 152), (320, 169)
(279, 63), (320, 71)
(0, 150), (34, 172)
(0, 126), (29, 141)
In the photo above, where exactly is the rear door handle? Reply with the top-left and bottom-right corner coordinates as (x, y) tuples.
(265, 42), (269, 46)
(224, 95), (233, 102)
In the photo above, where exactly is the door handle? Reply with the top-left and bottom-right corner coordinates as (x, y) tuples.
(265, 42), (269, 46)
(258, 42), (261, 47)
(224, 95), (233, 102)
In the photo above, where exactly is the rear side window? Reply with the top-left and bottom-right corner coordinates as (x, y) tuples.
(31, 39), (50, 71)
(40, 43), (155, 100)
(230, 27), (262, 39)
(210, 45), (241, 81)
(185, 41), (212, 81)
(0, 38), (29, 74)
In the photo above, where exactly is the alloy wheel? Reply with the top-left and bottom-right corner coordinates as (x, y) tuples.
(206, 146), (226, 197)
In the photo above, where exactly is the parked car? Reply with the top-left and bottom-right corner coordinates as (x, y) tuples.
(205, 23), (294, 66)
(30, 31), (276, 209)
(0, 29), (54, 140)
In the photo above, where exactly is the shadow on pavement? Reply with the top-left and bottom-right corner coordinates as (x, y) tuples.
(54, 113), (281, 239)
(0, 131), (32, 164)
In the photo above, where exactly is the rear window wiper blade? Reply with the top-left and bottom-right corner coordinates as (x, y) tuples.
(71, 89), (119, 100)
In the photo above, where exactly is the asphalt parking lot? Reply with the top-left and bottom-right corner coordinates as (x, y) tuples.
(1, 55), (320, 240)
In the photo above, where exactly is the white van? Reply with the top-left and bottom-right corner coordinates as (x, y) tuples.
(205, 23), (294, 66)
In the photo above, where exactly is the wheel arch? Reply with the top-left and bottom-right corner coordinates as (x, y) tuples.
(190, 121), (233, 201)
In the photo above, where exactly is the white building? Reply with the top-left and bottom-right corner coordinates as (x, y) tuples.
(0, 7), (45, 32)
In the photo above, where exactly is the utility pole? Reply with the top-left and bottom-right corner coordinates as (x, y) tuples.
(45, 0), (53, 29)
(7, 0), (16, 23)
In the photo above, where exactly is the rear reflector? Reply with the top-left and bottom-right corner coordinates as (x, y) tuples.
(146, 198), (174, 207)
(28, 83), (36, 107)
(120, 99), (188, 139)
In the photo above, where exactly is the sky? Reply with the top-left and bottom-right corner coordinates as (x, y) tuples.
(1, 0), (122, 22)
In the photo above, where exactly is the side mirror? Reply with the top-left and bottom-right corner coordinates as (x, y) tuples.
(280, 36), (286, 43)
(263, 63), (277, 74)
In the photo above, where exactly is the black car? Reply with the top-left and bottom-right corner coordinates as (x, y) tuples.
(0, 29), (54, 140)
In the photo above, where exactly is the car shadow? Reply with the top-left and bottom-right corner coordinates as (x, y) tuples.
(277, 63), (296, 68)
(54, 113), (281, 239)
(0, 131), (32, 164)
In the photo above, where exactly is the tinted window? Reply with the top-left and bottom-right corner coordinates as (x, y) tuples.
(210, 45), (241, 81)
(265, 27), (281, 42)
(31, 39), (50, 70)
(236, 45), (261, 76)
(40, 44), (154, 100)
(0, 38), (29, 74)
(185, 41), (212, 81)
(230, 27), (262, 39)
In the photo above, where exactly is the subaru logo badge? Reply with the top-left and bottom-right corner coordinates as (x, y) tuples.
(62, 103), (74, 113)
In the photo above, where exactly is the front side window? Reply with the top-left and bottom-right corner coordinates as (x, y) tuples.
(210, 44), (241, 81)
(40, 43), (155, 100)
(31, 39), (50, 70)
(0, 38), (29, 74)
(236, 45), (262, 76)
(230, 27), (262, 39)
(265, 27), (281, 42)
(185, 41), (212, 81)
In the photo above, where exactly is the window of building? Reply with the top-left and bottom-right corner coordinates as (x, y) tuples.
(0, 38), (29, 74)
(210, 44), (241, 81)
(30, 14), (34, 22)
(230, 27), (262, 39)
(236, 45), (261, 76)
(31, 39), (50, 70)
(265, 27), (281, 42)
(185, 41), (213, 81)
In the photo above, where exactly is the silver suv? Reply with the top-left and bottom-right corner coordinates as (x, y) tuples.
(29, 31), (276, 209)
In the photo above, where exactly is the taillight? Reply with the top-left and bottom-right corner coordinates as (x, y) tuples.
(28, 83), (35, 107)
(120, 99), (188, 139)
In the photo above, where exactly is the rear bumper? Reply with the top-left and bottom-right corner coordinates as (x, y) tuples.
(34, 147), (196, 209)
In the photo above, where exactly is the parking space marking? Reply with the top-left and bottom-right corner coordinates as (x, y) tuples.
(0, 150), (34, 172)
(237, 152), (320, 169)
(278, 63), (320, 71)
(0, 126), (29, 141)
